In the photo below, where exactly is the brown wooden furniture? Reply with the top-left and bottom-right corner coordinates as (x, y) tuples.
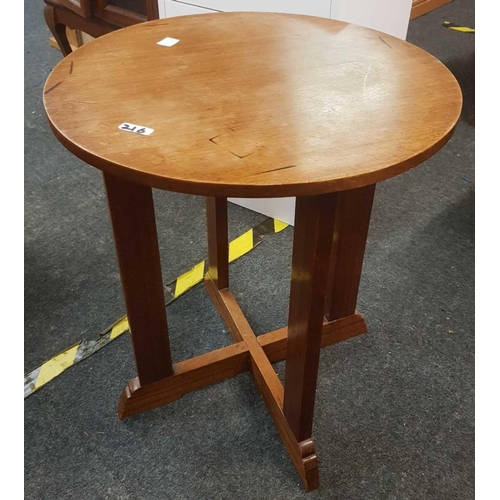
(44, 0), (159, 56)
(411, 0), (453, 20)
(43, 13), (462, 491)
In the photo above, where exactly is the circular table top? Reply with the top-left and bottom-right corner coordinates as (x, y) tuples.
(44, 12), (462, 198)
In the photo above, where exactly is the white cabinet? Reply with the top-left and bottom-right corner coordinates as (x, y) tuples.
(170, 0), (332, 17)
(159, 0), (413, 34)
(160, 1), (217, 18)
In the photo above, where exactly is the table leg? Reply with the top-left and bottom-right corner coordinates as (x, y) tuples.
(324, 184), (376, 321)
(284, 193), (338, 443)
(206, 197), (229, 290)
(103, 174), (173, 385)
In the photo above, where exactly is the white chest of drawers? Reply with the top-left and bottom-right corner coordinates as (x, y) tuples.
(159, 0), (412, 38)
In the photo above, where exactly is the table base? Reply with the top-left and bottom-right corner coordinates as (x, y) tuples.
(104, 175), (374, 491)
(118, 276), (367, 490)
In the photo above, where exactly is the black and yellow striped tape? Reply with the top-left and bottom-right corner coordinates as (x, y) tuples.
(24, 217), (289, 398)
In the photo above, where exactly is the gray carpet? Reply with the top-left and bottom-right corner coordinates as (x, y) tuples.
(25, 1), (474, 498)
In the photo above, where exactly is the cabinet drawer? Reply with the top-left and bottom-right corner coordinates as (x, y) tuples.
(168, 0), (332, 18)
(161, 0), (218, 18)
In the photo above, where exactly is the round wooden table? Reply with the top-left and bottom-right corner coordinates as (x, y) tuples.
(43, 12), (462, 491)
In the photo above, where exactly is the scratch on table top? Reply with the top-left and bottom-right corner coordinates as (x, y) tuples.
(44, 81), (63, 95)
(228, 150), (255, 159)
(256, 165), (297, 175)
(379, 36), (392, 49)
(363, 64), (372, 102)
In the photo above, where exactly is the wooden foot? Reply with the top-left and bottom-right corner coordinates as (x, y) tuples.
(258, 312), (367, 363)
(118, 341), (249, 419)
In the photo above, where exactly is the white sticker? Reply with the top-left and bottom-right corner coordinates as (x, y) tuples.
(118, 123), (154, 136)
(157, 37), (179, 47)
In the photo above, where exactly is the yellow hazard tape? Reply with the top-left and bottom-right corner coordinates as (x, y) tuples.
(274, 219), (288, 233)
(34, 344), (79, 390)
(229, 229), (254, 263)
(24, 216), (291, 398)
(174, 261), (206, 298)
(110, 317), (130, 340)
(443, 22), (475, 33)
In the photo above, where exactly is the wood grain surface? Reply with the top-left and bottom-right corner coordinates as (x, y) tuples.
(324, 184), (376, 321)
(44, 12), (462, 198)
(104, 174), (174, 384)
(206, 197), (229, 290)
(283, 194), (338, 441)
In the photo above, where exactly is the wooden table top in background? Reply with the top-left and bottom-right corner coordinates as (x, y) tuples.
(43, 12), (462, 198)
